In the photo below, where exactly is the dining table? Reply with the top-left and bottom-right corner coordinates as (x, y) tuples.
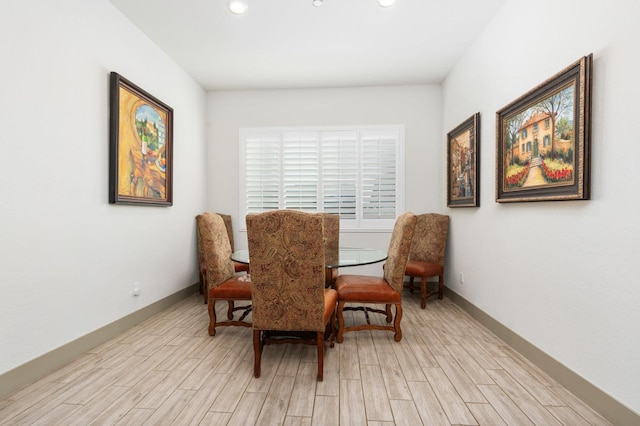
(230, 246), (388, 269)
(231, 246), (387, 287)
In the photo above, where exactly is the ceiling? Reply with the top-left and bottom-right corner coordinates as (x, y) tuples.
(108, 0), (506, 91)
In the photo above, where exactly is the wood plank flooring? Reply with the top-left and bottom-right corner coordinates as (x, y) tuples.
(0, 292), (612, 425)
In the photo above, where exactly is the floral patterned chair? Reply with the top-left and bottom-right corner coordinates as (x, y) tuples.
(323, 213), (340, 287)
(403, 213), (450, 308)
(196, 212), (252, 336)
(196, 212), (249, 304)
(246, 210), (338, 381)
(335, 212), (417, 343)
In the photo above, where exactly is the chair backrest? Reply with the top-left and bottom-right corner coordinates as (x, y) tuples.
(216, 213), (235, 251)
(196, 212), (235, 290)
(383, 212), (418, 293)
(246, 210), (326, 332)
(322, 213), (339, 267)
(409, 213), (450, 265)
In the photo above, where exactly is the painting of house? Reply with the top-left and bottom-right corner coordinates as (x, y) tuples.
(517, 112), (555, 162)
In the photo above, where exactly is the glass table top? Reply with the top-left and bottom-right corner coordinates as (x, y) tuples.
(231, 246), (387, 269)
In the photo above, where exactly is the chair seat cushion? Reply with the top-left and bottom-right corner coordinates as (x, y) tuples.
(234, 261), (250, 273)
(210, 275), (252, 299)
(335, 275), (401, 303)
(405, 260), (443, 277)
(324, 288), (338, 323)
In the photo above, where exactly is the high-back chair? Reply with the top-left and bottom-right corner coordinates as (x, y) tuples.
(404, 213), (450, 308)
(335, 212), (417, 342)
(196, 212), (249, 304)
(246, 210), (338, 381)
(323, 213), (340, 287)
(218, 213), (251, 275)
(196, 212), (252, 336)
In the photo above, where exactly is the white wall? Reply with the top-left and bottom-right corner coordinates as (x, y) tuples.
(207, 85), (443, 275)
(442, 0), (640, 413)
(0, 0), (207, 375)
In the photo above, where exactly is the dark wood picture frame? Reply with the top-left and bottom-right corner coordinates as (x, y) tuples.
(496, 54), (592, 203)
(447, 113), (480, 208)
(109, 72), (173, 206)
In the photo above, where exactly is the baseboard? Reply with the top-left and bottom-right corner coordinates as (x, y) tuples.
(0, 283), (199, 398)
(444, 287), (639, 426)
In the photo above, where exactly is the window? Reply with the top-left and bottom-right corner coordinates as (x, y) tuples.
(533, 123), (538, 132)
(522, 129), (527, 138)
(545, 118), (550, 129)
(239, 126), (404, 231)
(543, 135), (550, 146)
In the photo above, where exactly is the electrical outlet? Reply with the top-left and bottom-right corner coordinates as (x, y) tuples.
(132, 282), (141, 296)
(459, 272), (464, 284)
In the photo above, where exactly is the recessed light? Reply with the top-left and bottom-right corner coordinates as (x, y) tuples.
(227, 0), (248, 15)
(313, 0), (323, 7)
(378, 0), (396, 7)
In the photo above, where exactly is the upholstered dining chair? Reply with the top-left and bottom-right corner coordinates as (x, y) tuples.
(197, 212), (249, 304)
(335, 212), (417, 343)
(246, 210), (337, 381)
(404, 213), (450, 309)
(323, 213), (340, 287)
(196, 212), (252, 336)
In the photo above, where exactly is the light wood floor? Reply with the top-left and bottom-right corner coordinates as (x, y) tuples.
(0, 291), (611, 425)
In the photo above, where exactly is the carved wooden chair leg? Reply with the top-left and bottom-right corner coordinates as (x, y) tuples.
(317, 331), (324, 381)
(253, 330), (262, 378)
(420, 277), (428, 309)
(393, 304), (403, 342)
(208, 300), (217, 336)
(336, 301), (346, 343)
(227, 301), (235, 320)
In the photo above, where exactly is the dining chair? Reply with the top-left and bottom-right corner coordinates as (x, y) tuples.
(404, 213), (450, 308)
(323, 213), (340, 287)
(335, 211), (417, 342)
(196, 212), (252, 336)
(196, 212), (249, 304)
(246, 210), (337, 381)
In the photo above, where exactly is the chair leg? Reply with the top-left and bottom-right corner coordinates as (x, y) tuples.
(336, 301), (346, 343)
(438, 274), (444, 299)
(227, 301), (235, 320)
(253, 330), (262, 378)
(408, 276), (416, 292)
(208, 299), (217, 336)
(200, 274), (208, 304)
(385, 304), (392, 323)
(393, 303), (403, 342)
(420, 277), (428, 309)
(316, 331), (324, 381)
(329, 308), (336, 348)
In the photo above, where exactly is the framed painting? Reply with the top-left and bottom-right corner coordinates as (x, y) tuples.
(109, 72), (173, 206)
(496, 54), (592, 203)
(447, 113), (480, 207)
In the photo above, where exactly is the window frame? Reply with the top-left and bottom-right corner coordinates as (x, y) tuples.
(238, 125), (405, 232)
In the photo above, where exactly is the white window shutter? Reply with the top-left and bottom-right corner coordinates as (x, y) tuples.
(321, 131), (357, 221)
(239, 126), (403, 231)
(283, 132), (319, 212)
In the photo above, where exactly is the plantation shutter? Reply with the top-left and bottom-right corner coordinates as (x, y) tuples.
(244, 132), (281, 213)
(361, 130), (399, 221)
(321, 131), (357, 220)
(239, 126), (403, 230)
(282, 132), (319, 212)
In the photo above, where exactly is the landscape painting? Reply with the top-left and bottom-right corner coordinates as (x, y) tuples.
(496, 54), (592, 202)
(109, 72), (173, 206)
